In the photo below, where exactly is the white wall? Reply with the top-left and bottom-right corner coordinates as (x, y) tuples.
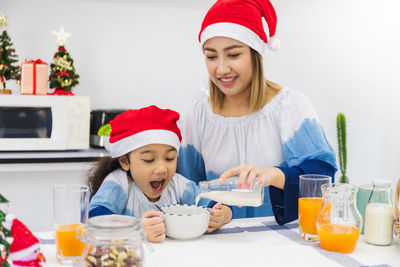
(2, 0), (400, 224)
(269, 0), (400, 185)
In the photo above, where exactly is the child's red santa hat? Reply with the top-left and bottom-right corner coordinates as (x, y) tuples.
(199, 0), (280, 55)
(109, 105), (182, 158)
(5, 214), (40, 260)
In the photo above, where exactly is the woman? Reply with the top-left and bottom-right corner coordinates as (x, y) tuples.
(177, 0), (336, 225)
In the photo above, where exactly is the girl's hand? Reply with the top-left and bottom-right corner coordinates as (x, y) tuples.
(219, 164), (285, 190)
(207, 203), (232, 233)
(141, 210), (165, 243)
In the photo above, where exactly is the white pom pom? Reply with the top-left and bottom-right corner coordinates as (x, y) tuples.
(5, 214), (16, 224)
(267, 36), (280, 51)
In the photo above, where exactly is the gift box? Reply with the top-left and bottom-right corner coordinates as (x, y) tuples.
(20, 59), (48, 95)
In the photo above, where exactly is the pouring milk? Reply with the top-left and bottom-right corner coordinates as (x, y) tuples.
(196, 177), (264, 207)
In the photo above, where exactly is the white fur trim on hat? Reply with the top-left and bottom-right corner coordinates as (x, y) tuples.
(8, 243), (40, 260)
(111, 129), (181, 158)
(200, 22), (266, 55)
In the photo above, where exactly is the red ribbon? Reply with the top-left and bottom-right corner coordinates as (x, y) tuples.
(24, 59), (48, 94)
(25, 59), (47, 65)
(56, 71), (70, 78)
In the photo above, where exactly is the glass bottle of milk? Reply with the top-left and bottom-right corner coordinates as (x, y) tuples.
(364, 180), (395, 246)
(196, 177), (264, 207)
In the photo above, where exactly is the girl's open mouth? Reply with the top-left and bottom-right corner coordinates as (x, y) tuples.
(150, 179), (165, 193)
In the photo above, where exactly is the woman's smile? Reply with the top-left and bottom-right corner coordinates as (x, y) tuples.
(218, 76), (238, 87)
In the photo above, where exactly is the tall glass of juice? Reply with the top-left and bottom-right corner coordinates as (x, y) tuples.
(298, 174), (331, 241)
(53, 185), (89, 264)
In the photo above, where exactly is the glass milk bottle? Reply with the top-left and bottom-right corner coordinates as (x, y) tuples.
(197, 177), (264, 207)
(316, 183), (362, 253)
(364, 180), (395, 246)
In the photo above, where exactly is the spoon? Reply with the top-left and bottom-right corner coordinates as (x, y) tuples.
(154, 204), (162, 212)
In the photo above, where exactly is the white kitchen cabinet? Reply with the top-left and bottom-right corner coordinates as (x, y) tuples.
(0, 149), (108, 231)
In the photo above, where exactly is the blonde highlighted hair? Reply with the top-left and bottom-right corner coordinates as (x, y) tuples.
(209, 48), (281, 114)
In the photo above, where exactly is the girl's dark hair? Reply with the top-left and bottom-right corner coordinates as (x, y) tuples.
(87, 156), (121, 199)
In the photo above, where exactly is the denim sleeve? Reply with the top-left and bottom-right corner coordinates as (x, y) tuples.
(269, 159), (336, 225)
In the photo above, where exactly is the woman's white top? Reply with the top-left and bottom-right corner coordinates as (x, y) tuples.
(177, 87), (336, 221)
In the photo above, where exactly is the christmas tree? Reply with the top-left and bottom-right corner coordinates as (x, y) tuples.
(49, 26), (79, 95)
(0, 194), (10, 267)
(0, 12), (20, 94)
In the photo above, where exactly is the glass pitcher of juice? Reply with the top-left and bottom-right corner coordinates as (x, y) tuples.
(197, 177), (264, 207)
(316, 183), (362, 253)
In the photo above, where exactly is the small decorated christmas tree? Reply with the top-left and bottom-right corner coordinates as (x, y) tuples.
(49, 25), (79, 95)
(0, 12), (20, 95)
(0, 194), (10, 267)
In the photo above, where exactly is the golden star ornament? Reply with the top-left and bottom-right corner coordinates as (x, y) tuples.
(0, 12), (9, 31)
(51, 25), (72, 46)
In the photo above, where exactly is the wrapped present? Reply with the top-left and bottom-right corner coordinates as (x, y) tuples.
(20, 59), (48, 95)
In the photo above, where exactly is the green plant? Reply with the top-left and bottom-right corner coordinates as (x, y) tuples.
(97, 123), (111, 137)
(337, 113), (348, 183)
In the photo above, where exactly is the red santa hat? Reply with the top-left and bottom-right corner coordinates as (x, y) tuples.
(6, 215), (40, 260)
(199, 0), (280, 55)
(109, 105), (182, 158)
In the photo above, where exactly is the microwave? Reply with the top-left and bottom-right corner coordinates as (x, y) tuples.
(0, 95), (90, 151)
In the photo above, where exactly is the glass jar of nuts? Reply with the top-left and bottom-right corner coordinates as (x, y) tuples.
(82, 215), (146, 267)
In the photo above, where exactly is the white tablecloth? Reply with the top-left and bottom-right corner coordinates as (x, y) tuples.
(37, 217), (399, 267)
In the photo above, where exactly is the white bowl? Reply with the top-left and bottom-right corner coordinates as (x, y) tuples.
(161, 204), (210, 240)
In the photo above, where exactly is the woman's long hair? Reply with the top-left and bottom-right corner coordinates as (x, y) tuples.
(86, 156), (121, 199)
(209, 48), (281, 114)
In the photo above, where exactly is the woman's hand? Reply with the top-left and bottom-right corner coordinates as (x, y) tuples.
(207, 203), (232, 233)
(141, 210), (165, 243)
(219, 164), (285, 190)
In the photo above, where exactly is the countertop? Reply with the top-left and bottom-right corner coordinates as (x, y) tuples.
(0, 148), (109, 163)
(0, 148), (109, 172)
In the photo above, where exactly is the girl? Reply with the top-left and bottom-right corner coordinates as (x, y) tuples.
(177, 0), (336, 225)
(88, 105), (232, 242)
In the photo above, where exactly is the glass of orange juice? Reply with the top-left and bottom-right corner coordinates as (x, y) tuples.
(53, 185), (89, 264)
(298, 174), (331, 241)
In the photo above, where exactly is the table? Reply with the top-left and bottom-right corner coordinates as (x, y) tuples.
(0, 148), (109, 164)
(37, 217), (399, 267)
